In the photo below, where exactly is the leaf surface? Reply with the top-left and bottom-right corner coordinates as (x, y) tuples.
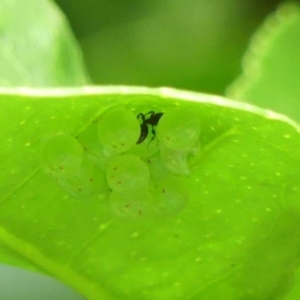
(1, 86), (300, 299)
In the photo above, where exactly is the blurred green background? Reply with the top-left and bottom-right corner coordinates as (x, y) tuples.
(55, 0), (284, 94)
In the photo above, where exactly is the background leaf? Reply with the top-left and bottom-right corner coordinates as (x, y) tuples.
(55, 0), (284, 93)
(227, 3), (300, 123)
(0, 0), (90, 87)
(1, 87), (300, 299)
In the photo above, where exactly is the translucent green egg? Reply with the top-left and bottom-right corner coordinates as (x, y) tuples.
(157, 107), (201, 151)
(77, 123), (112, 170)
(146, 154), (172, 182)
(151, 176), (189, 216)
(106, 154), (150, 194)
(40, 134), (83, 176)
(109, 189), (152, 220)
(97, 108), (140, 154)
(160, 145), (190, 175)
(127, 134), (160, 158)
(56, 158), (108, 199)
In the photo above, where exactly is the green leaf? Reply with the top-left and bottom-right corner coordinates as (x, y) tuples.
(0, 0), (90, 87)
(1, 86), (300, 299)
(227, 3), (300, 123)
(78, 0), (262, 93)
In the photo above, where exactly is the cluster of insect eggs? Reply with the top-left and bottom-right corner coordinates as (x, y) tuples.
(41, 107), (201, 219)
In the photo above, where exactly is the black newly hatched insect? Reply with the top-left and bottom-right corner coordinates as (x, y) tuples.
(136, 111), (164, 145)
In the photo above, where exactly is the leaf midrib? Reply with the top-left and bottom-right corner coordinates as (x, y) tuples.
(0, 226), (116, 300)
